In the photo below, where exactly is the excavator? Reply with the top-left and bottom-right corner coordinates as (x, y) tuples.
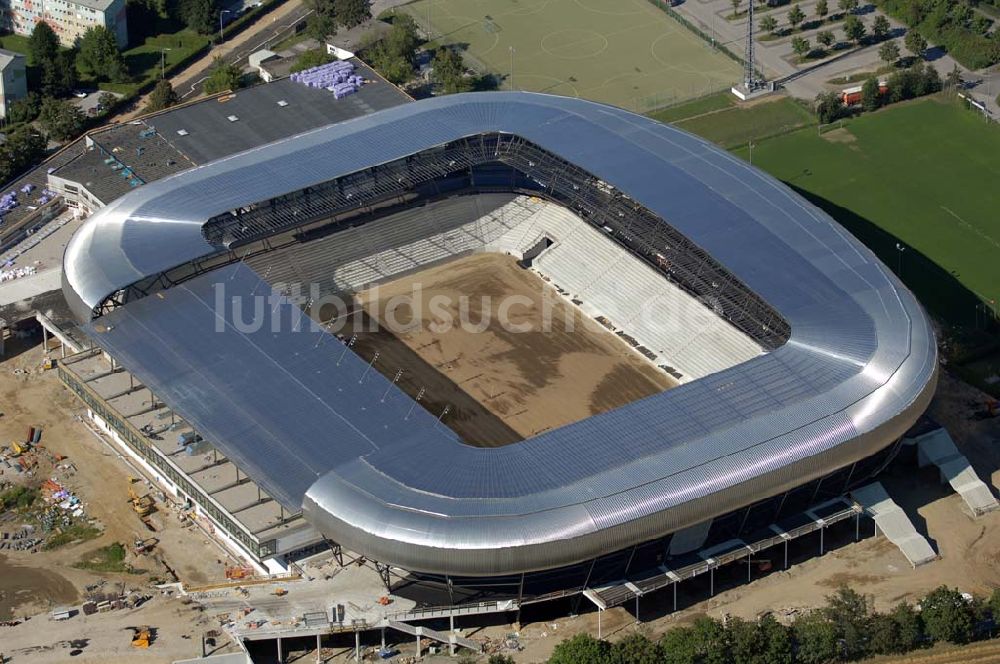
(131, 626), (152, 648)
(127, 481), (156, 517)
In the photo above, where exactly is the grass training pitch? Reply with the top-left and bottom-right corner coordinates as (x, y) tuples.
(730, 97), (1000, 325)
(401, 0), (741, 109)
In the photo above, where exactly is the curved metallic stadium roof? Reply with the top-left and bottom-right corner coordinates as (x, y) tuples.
(63, 92), (937, 575)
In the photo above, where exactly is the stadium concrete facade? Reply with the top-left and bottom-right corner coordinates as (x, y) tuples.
(61, 92), (937, 583)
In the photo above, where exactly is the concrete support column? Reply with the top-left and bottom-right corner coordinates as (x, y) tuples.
(356, 630), (361, 662)
(316, 633), (321, 663)
(42, 324), (48, 353)
(381, 627), (386, 650)
(820, 527), (825, 556)
(673, 581), (678, 612)
(784, 540), (789, 569)
(0, 322), (5, 357)
(276, 636), (283, 664)
(415, 633), (421, 659)
(449, 615), (455, 656)
(710, 567), (714, 597)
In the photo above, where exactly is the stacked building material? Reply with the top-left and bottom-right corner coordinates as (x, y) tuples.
(290, 60), (365, 99)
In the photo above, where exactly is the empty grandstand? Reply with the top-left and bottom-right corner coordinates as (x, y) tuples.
(60, 93), (936, 596)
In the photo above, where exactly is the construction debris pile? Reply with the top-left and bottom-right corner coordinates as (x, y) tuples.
(0, 264), (37, 283)
(0, 525), (42, 551)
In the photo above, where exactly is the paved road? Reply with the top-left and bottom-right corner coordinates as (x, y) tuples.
(674, 0), (999, 116)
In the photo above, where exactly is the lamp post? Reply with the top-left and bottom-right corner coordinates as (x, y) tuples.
(509, 46), (515, 91)
(220, 9), (232, 42)
(160, 47), (172, 79)
(894, 242), (905, 278)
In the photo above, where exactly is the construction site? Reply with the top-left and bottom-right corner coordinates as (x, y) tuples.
(0, 66), (996, 664)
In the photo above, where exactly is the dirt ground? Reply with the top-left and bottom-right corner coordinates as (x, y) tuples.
(0, 333), (240, 662)
(351, 254), (675, 445)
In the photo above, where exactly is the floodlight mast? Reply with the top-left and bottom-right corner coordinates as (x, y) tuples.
(743, 0), (761, 91)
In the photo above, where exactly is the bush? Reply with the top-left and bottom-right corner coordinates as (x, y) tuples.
(921, 586), (975, 644)
(0, 485), (39, 510)
(291, 48), (334, 73)
(549, 633), (612, 664)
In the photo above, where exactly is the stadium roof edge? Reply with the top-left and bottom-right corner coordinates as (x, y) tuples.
(63, 92), (938, 575)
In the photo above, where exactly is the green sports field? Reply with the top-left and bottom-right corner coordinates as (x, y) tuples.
(401, 0), (741, 109)
(728, 97), (1000, 325)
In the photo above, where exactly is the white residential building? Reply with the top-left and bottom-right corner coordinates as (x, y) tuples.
(1, 0), (128, 48)
(0, 48), (26, 119)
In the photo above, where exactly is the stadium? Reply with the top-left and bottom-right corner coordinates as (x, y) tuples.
(60, 92), (937, 605)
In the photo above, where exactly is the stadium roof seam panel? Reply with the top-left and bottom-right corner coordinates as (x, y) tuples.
(64, 92), (937, 575)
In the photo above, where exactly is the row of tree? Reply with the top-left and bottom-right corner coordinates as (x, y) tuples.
(544, 585), (1000, 664)
(28, 21), (129, 90)
(816, 60), (949, 121)
(876, 0), (1000, 68)
(305, 0), (371, 41)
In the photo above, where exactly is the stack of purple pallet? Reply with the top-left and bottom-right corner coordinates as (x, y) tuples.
(290, 60), (365, 99)
(1, 191), (19, 214)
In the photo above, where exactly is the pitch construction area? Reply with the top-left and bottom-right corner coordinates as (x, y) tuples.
(401, 0), (740, 109)
(339, 253), (676, 447)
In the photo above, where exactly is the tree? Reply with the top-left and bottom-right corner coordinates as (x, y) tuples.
(7, 92), (42, 124)
(179, 0), (218, 35)
(792, 36), (811, 59)
(291, 48), (334, 73)
(868, 611), (904, 655)
(0, 128), (46, 184)
(890, 602), (924, 652)
(816, 0), (828, 21)
(690, 616), (730, 664)
(759, 614), (793, 664)
(905, 29), (927, 58)
(823, 586), (870, 659)
(97, 91), (118, 115)
(788, 4), (806, 30)
(145, 79), (178, 113)
(727, 617), (763, 664)
(78, 26), (129, 83)
(861, 75), (882, 110)
(844, 15), (866, 45)
(872, 14), (891, 41)
(921, 586), (975, 644)
(28, 21), (59, 68)
(879, 40), (901, 65)
(432, 47), (471, 94)
(760, 15), (779, 34)
(42, 49), (78, 97)
(660, 626), (698, 664)
(816, 90), (845, 122)
(837, 0), (858, 14)
(38, 98), (85, 141)
(817, 30), (836, 49)
(792, 612), (839, 664)
(307, 12), (338, 40)
(548, 633), (611, 664)
(487, 656), (515, 664)
(366, 14), (420, 84)
(944, 64), (963, 90)
(202, 56), (242, 94)
(731, 0), (742, 15)
(608, 632), (661, 664)
(334, 0), (371, 28)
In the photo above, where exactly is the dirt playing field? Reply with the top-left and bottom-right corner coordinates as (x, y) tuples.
(346, 253), (676, 446)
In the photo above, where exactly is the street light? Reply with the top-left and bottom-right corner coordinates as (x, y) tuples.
(159, 47), (172, 79)
(220, 9), (232, 42)
(894, 242), (905, 277)
(509, 46), (515, 91)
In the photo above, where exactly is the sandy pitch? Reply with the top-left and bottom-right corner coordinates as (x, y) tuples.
(353, 253), (675, 445)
